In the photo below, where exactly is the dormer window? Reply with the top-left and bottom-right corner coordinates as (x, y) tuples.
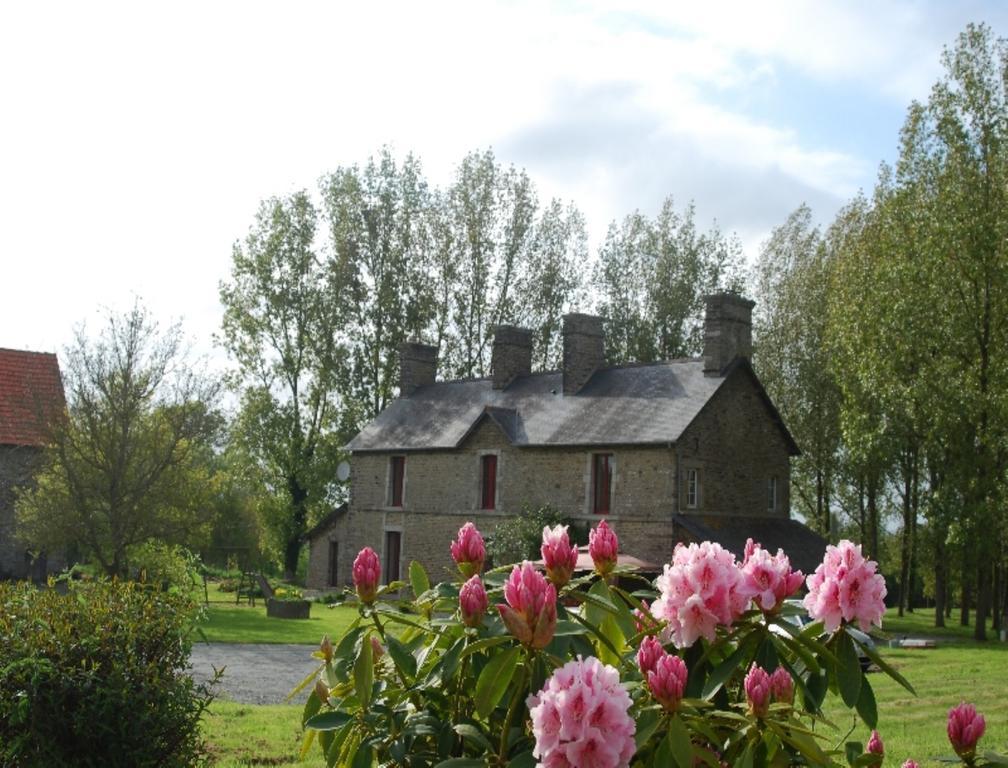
(388, 456), (405, 507)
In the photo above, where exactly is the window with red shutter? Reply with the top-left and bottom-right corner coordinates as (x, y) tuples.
(592, 453), (613, 514)
(481, 454), (497, 510)
(384, 530), (401, 583)
(389, 456), (405, 507)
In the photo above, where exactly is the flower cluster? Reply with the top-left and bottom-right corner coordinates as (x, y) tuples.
(803, 539), (887, 632)
(498, 561), (558, 649)
(636, 635), (687, 712)
(527, 656), (636, 768)
(651, 541), (750, 648)
(740, 538), (804, 613)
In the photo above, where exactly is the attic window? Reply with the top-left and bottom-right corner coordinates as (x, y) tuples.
(592, 453), (613, 514)
(481, 454), (497, 510)
(388, 456), (405, 507)
(686, 468), (699, 509)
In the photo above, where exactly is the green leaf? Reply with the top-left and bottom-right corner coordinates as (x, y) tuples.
(634, 708), (661, 748)
(858, 639), (916, 695)
(702, 632), (759, 698)
(982, 752), (1008, 766)
(305, 710), (353, 731)
(354, 632), (373, 709)
(410, 560), (431, 600)
(454, 723), (493, 751)
(507, 750), (536, 768)
(302, 688), (322, 726)
(855, 674), (878, 728)
(474, 645), (521, 718)
(386, 634), (417, 679)
(668, 714), (694, 768)
(845, 741), (864, 765)
(460, 635), (512, 658)
(654, 729), (673, 766)
(434, 760), (488, 768)
(351, 743), (374, 768)
(836, 631), (862, 707)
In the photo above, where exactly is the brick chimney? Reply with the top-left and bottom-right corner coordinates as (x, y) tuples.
(703, 293), (754, 376)
(399, 342), (438, 396)
(491, 325), (533, 389)
(562, 313), (605, 395)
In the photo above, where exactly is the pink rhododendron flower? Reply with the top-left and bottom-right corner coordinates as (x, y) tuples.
(740, 538), (804, 613)
(589, 520), (619, 576)
(459, 574), (488, 628)
(647, 653), (688, 712)
(803, 540), (887, 632)
(498, 561), (557, 649)
(651, 541), (750, 648)
(542, 524), (579, 587)
(636, 635), (664, 677)
(948, 702), (986, 760)
(527, 656), (636, 768)
(865, 730), (884, 767)
(769, 666), (793, 703)
(633, 600), (657, 634)
(450, 522), (486, 578)
(902, 761), (919, 768)
(744, 663), (771, 718)
(352, 547), (381, 604)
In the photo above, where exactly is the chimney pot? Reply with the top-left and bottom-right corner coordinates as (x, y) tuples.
(491, 325), (533, 389)
(703, 293), (754, 376)
(562, 313), (605, 395)
(399, 342), (438, 396)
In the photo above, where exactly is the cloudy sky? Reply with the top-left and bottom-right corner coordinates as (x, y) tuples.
(2, 1), (1005, 365)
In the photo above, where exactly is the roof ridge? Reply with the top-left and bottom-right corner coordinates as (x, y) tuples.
(0, 347), (59, 357)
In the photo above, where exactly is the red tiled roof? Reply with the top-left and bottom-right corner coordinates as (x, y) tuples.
(0, 348), (66, 447)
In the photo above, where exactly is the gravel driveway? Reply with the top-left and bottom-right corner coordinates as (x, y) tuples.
(188, 643), (321, 704)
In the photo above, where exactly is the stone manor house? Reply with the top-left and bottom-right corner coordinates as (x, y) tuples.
(306, 293), (825, 590)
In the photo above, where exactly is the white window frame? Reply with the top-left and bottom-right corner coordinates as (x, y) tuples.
(686, 468), (699, 509)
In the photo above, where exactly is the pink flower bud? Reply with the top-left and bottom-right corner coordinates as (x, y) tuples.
(867, 730), (884, 757)
(902, 761), (919, 768)
(769, 666), (793, 703)
(589, 520), (618, 576)
(948, 702), (986, 761)
(633, 599), (655, 634)
(637, 635), (664, 676)
(744, 663), (771, 718)
(648, 653), (688, 712)
(541, 524), (578, 587)
(497, 561), (557, 649)
(352, 547), (381, 604)
(459, 574), (488, 628)
(370, 635), (385, 663)
(450, 522), (486, 578)
(319, 634), (333, 664)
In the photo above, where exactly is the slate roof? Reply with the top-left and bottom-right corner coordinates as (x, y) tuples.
(0, 348), (65, 447)
(347, 358), (797, 453)
(672, 513), (828, 575)
(305, 503), (348, 541)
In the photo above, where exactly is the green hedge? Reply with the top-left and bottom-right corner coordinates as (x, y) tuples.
(0, 580), (215, 767)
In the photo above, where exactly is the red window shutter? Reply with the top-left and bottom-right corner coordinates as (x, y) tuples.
(391, 456), (405, 507)
(481, 455), (497, 510)
(593, 454), (612, 514)
(384, 531), (401, 583)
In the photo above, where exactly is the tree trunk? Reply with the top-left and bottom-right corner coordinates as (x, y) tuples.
(934, 532), (947, 628)
(993, 562), (1002, 632)
(867, 470), (880, 562)
(284, 476), (310, 580)
(908, 453), (919, 612)
(974, 561), (990, 642)
(960, 568), (971, 628)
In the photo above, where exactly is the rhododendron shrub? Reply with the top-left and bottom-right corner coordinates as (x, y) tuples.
(290, 525), (949, 767)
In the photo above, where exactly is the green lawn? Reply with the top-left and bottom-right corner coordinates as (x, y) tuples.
(202, 701), (324, 768)
(196, 582), (358, 645)
(880, 605), (1000, 642)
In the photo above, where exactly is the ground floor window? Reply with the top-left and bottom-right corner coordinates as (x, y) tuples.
(384, 530), (401, 584)
(328, 540), (339, 587)
(481, 454), (497, 510)
(593, 453), (613, 514)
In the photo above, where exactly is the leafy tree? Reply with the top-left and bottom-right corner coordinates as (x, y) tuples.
(321, 149), (436, 419)
(752, 205), (842, 536)
(595, 197), (743, 363)
(16, 304), (221, 577)
(220, 191), (346, 579)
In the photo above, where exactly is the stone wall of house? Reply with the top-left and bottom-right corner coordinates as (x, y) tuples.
(307, 366), (794, 591)
(677, 368), (792, 518)
(0, 445), (40, 579)
(306, 513), (351, 591)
